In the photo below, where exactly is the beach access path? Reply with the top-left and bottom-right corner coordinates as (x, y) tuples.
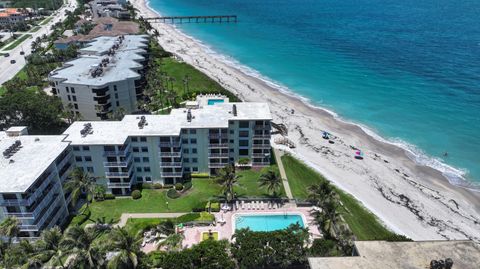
(274, 148), (293, 199)
(132, 0), (480, 242)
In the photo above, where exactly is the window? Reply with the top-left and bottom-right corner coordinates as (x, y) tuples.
(191, 148), (197, 154)
(141, 147), (148, 152)
(239, 140), (249, 147)
(192, 158), (198, 163)
(136, 176), (143, 182)
(136, 167), (142, 172)
(239, 149), (249, 156)
(73, 146), (80, 151)
(140, 137), (147, 142)
(230, 130), (234, 134)
(134, 157), (141, 163)
(86, 167), (94, 173)
(131, 137), (138, 142)
(113, 85), (117, 91)
(75, 156), (82, 162)
(190, 138), (197, 144)
(229, 139), (234, 143)
(144, 167), (151, 172)
(145, 176), (152, 182)
(239, 131), (249, 137)
(84, 156), (92, 162)
(66, 87), (69, 93)
(239, 121), (250, 128)
(74, 104), (78, 109)
(133, 147), (139, 152)
(184, 167), (191, 172)
(71, 88), (75, 93)
(192, 167), (198, 172)
(116, 101), (119, 106)
(182, 129), (187, 134)
(115, 93), (119, 99)
(142, 157), (149, 162)
(67, 95), (71, 101)
(229, 148), (234, 152)
(184, 158), (189, 163)
(82, 146), (90, 151)
(182, 138), (188, 144)
(190, 129), (196, 134)
(183, 148), (189, 154)
(72, 96), (77, 102)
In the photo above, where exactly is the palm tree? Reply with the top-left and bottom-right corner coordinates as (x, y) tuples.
(107, 228), (142, 269)
(315, 200), (340, 239)
(63, 168), (98, 214)
(157, 233), (184, 251)
(259, 170), (282, 197)
(155, 220), (175, 236)
(61, 226), (105, 269)
(216, 165), (240, 202)
(35, 227), (65, 268)
(0, 217), (20, 244)
(307, 181), (335, 208)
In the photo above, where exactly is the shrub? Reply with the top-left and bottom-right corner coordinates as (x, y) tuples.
(238, 157), (250, 165)
(167, 189), (180, 199)
(162, 184), (174, 189)
(132, 190), (142, 200)
(210, 202), (220, 212)
(175, 183), (183, 191)
(142, 183), (153, 189)
(104, 193), (116, 200)
(183, 181), (192, 191)
(152, 183), (163, 189)
(191, 173), (209, 178)
(309, 239), (339, 257)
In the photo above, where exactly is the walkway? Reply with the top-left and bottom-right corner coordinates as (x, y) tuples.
(116, 212), (188, 227)
(274, 148), (293, 199)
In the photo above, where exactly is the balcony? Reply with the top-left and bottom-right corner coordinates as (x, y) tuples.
(208, 163), (228, 168)
(253, 134), (271, 139)
(208, 153), (229, 158)
(107, 182), (132, 188)
(252, 144), (271, 149)
(252, 153), (270, 157)
(208, 143), (229, 148)
(159, 141), (181, 147)
(159, 151), (182, 157)
(252, 162), (271, 166)
(4, 212), (34, 219)
(208, 133), (228, 139)
(19, 224), (39, 232)
(0, 199), (28, 207)
(34, 194), (63, 230)
(104, 144), (131, 157)
(160, 162), (183, 168)
(105, 171), (130, 178)
(160, 172), (183, 178)
(10, 171), (58, 207)
(254, 125), (271, 130)
(103, 154), (132, 167)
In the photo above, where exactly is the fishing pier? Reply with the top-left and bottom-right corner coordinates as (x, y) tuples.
(144, 15), (238, 24)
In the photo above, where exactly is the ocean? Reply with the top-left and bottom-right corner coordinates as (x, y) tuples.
(148, 0), (480, 187)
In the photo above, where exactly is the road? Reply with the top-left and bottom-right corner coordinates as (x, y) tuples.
(0, 0), (78, 86)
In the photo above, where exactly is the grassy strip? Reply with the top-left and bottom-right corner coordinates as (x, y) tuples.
(3, 34), (31, 51)
(30, 26), (42, 32)
(281, 154), (398, 240)
(123, 212), (215, 235)
(40, 17), (53, 25)
(234, 165), (285, 198)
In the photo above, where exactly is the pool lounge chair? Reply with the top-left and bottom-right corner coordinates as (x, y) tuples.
(241, 200), (245, 210)
(260, 201), (264, 210)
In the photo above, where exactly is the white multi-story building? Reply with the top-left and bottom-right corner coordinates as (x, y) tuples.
(62, 100), (273, 195)
(49, 35), (149, 121)
(0, 127), (72, 240)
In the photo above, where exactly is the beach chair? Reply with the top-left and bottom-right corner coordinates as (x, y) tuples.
(247, 202), (251, 210)
(255, 201), (259, 210)
(273, 202), (277, 209)
(241, 200), (245, 210)
(260, 201), (264, 210)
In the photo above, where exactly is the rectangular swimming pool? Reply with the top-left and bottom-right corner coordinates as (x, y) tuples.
(234, 214), (304, 232)
(207, 99), (225, 105)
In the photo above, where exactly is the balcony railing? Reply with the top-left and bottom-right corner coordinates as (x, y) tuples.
(104, 144), (131, 157)
(252, 153), (270, 157)
(253, 134), (271, 139)
(252, 144), (271, 149)
(34, 194), (63, 229)
(254, 125), (271, 130)
(4, 212), (34, 219)
(105, 171), (130, 178)
(208, 163), (228, 168)
(159, 151), (182, 157)
(107, 182), (132, 188)
(103, 154), (132, 167)
(252, 162), (271, 166)
(7, 171), (59, 207)
(19, 225), (39, 232)
(208, 153), (229, 158)
(208, 133), (228, 139)
(160, 162), (183, 168)
(160, 172), (183, 177)
(159, 141), (181, 147)
(208, 143), (229, 148)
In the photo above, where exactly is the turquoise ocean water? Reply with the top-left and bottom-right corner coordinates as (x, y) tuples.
(148, 0), (480, 188)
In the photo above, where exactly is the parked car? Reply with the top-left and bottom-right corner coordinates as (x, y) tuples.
(20, 51), (25, 55)
(4, 53), (9, 57)
(10, 59), (16, 64)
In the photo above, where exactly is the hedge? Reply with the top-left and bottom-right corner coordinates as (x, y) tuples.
(191, 173), (210, 178)
(183, 181), (192, 191)
(167, 188), (180, 199)
(132, 190), (142, 200)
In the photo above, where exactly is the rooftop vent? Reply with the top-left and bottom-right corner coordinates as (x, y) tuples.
(232, 104), (237, 116)
(80, 123), (93, 137)
(34, 138), (40, 142)
(187, 109), (192, 122)
(2, 140), (22, 159)
(138, 115), (147, 129)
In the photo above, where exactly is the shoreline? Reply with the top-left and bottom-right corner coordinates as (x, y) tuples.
(133, 0), (480, 241)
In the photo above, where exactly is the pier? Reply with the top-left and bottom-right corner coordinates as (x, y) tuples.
(145, 15), (238, 24)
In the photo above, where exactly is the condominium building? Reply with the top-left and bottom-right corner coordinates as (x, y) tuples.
(0, 127), (72, 240)
(62, 99), (272, 195)
(49, 34), (149, 120)
(0, 8), (28, 26)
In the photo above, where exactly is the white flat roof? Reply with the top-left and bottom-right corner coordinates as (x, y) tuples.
(0, 133), (69, 193)
(63, 102), (272, 145)
(49, 35), (148, 87)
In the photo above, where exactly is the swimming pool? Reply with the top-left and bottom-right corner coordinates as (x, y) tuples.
(234, 213), (305, 232)
(207, 99), (225, 105)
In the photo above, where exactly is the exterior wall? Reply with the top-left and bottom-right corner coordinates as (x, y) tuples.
(0, 149), (72, 239)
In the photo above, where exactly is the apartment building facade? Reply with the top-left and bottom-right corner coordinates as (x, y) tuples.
(48, 35), (149, 120)
(0, 8), (27, 26)
(0, 127), (73, 240)
(62, 101), (273, 195)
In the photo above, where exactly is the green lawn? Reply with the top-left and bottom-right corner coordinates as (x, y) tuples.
(30, 26), (42, 32)
(124, 212), (215, 235)
(3, 34), (31, 51)
(0, 87), (6, 96)
(73, 179), (222, 225)
(281, 154), (398, 240)
(234, 165), (286, 198)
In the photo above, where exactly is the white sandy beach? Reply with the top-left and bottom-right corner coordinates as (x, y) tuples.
(132, 0), (480, 241)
